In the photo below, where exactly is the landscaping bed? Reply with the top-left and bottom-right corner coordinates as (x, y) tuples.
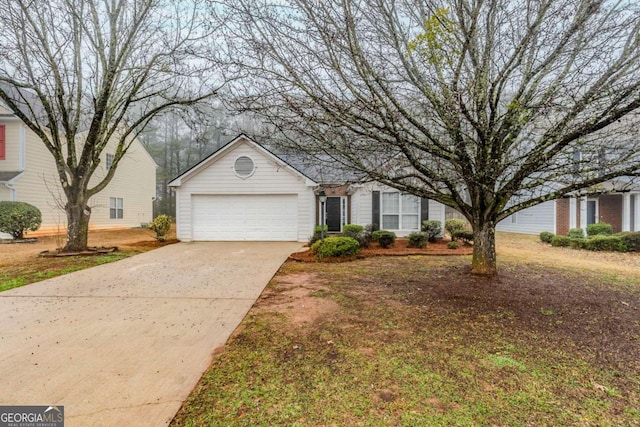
(289, 237), (473, 262)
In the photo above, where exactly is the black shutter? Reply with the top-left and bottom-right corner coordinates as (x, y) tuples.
(420, 198), (429, 225)
(372, 191), (380, 229)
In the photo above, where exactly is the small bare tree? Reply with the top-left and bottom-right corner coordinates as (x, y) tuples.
(0, 0), (219, 251)
(215, 0), (640, 275)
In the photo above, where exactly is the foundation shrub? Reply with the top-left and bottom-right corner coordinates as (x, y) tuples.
(584, 235), (626, 252)
(407, 232), (429, 248)
(539, 231), (555, 243)
(452, 230), (474, 244)
(310, 236), (360, 258)
(375, 231), (397, 248)
(421, 220), (442, 242)
(444, 219), (468, 239)
(620, 231), (640, 252)
(587, 222), (613, 236)
(567, 228), (585, 239)
(550, 235), (571, 247)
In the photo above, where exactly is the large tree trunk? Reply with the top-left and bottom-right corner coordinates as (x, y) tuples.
(64, 200), (91, 252)
(471, 220), (497, 276)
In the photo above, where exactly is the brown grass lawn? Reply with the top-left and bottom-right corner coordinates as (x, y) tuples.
(171, 233), (640, 427)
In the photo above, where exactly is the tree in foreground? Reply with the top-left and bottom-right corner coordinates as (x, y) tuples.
(0, 0), (218, 251)
(215, 0), (640, 275)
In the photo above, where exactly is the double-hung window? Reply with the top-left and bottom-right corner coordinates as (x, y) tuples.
(109, 197), (123, 219)
(106, 153), (114, 170)
(381, 192), (420, 230)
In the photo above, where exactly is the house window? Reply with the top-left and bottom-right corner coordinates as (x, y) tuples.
(511, 213), (518, 224)
(381, 192), (420, 230)
(106, 153), (114, 170)
(234, 156), (255, 178)
(0, 124), (5, 160)
(109, 197), (123, 219)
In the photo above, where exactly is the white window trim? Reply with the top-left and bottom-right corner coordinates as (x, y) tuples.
(106, 153), (114, 170)
(381, 192), (420, 231)
(233, 155), (256, 179)
(109, 197), (124, 219)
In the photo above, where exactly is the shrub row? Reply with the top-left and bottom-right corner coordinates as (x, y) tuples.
(542, 228), (640, 252)
(309, 218), (475, 259)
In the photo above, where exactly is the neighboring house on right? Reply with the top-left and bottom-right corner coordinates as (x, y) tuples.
(497, 181), (640, 235)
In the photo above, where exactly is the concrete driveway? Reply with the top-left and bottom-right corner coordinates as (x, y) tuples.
(0, 241), (301, 426)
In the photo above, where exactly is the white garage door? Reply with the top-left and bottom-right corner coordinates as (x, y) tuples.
(192, 194), (298, 241)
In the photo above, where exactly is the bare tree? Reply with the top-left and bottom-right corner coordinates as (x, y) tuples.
(0, 0), (219, 251)
(215, 0), (640, 275)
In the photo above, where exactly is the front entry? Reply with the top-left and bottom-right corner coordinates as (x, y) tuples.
(326, 197), (342, 232)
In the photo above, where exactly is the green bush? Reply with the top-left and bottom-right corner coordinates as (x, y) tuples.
(452, 230), (474, 244)
(148, 214), (173, 242)
(447, 241), (458, 249)
(567, 227), (585, 239)
(550, 235), (571, 247)
(407, 232), (429, 248)
(0, 201), (42, 239)
(620, 231), (640, 252)
(376, 230), (396, 248)
(569, 238), (586, 250)
(584, 235), (626, 252)
(421, 220), (442, 242)
(341, 224), (371, 248)
(342, 224), (364, 235)
(587, 222), (613, 236)
(309, 225), (329, 245)
(310, 236), (360, 258)
(445, 219), (467, 239)
(539, 231), (555, 243)
(371, 230), (386, 242)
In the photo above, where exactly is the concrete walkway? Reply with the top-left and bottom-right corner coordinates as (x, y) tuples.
(0, 241), (301, 426)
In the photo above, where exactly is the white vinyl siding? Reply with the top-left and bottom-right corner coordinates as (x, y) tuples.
(173, 138), (315, 242)
(496, 200), (556, 234)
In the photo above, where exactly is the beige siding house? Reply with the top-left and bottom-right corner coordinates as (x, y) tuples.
(0, 104), (156, 236)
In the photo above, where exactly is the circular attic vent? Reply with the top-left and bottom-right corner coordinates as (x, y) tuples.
(234, 156), (255, 178)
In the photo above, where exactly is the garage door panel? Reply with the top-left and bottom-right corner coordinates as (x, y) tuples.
(192, 195), (298, 241)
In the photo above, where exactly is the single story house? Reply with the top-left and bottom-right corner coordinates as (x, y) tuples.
(169, 134), (446, 242)
(0, 102), (157, 236)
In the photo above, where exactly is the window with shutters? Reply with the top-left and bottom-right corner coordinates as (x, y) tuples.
(381, 192), (420, 230)
(234, 156), (255, 178)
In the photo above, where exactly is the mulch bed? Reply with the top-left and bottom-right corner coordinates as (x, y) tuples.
(40, 246), (119, 257)
(289, 238), (473, 262)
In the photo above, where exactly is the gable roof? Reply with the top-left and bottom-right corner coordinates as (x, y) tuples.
(168, 134), (318, 187)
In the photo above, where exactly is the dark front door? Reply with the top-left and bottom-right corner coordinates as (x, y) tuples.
(326, 197), (342, 232)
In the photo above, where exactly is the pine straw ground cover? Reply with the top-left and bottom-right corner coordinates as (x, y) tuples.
(172, 235), (640, 427)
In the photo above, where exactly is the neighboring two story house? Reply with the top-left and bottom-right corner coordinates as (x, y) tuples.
(0, 103), (157, 236)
